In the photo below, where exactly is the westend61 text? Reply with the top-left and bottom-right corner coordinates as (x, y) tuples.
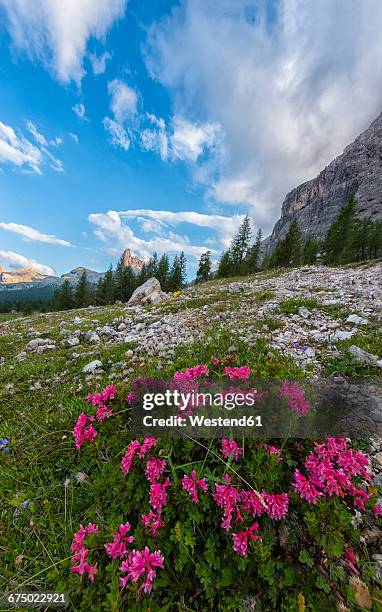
(143, 415), (263, 427)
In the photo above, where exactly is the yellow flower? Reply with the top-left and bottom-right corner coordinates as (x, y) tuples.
(297, 593), (305, 612)
(174, 522), (182, 541)
(173, 291), (181, 299)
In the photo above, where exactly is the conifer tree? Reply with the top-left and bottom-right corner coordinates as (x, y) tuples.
(196, 251), (212, 283)
(302, 235), (321, 264)
(230, 215), (252, 272)
(246, 228), (262, 273)
(74, 271), (92, 308)
(324, 196), (357, 264)
(217, 250), (232, 277)
(156, 253), (170, 291)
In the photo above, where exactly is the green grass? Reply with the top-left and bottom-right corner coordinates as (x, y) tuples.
(278, 298), (319, 315)
(254, 289), (275, 303)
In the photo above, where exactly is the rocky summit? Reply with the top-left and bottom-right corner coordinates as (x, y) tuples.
(266, 110), (382, 252)
(122, 248), (144, 270)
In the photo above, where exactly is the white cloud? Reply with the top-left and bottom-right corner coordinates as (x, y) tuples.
(0, 222), (72, 246)
(89, 208), (244, 263)
(26, 120), (47, 146)
(89, 210), (211, 260)
(0, 250), (55, 275)
(69, 132), (79, 144)
(0, 0), (127, 83)
(50, 137), (63, 147)
(0, 121), (64, 174)
(170, 116), (221, 162)
(72, 103), (86, 119)
(108, 79), (138, 124)
(145, 0), (382, 232)
(0, 121), (42, 174)
(89, 50), (111, 75)
(103, 117), (130, 150)
(141, 127), (168, 160)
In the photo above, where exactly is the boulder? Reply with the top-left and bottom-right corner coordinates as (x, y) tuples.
(128, 278), (163, 306)
(84, 331), (100, 344)
(82, 359), (103, 373)
(346, 314), (368, 325)
(349, 345), (381, 367)
(26, 338), (54, 351)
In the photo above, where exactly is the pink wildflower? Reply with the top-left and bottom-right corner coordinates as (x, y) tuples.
(232, 522), (262, 556)
(278, 380), (310, 416)
(267, 445), (282, 462)
(224, 366), (251, 381)
(373, 504), (382, 518)
(262, 492), (289, 520)
(145, 458), (166, 483)
(141, 510), (165, 536)
(221, 438), (243, 461)
(105, 523), (134, 559)
(149, 478), (171, 513)
(121, 440), (141, 474)
(72, 413), (97, 449)
(293, 469), (322, 504)
(173, 365), (209, 381)
(211, 357), (221, 365)
(70, 523), (99, 583)
(213, 482), (242, 530)
(182, 470), (208, 504)
(119, 547), (164, 594)
(139, 437), (157, 458)
(241, 490), (267, 517)
(344, 549), (358, 574)
(87, 384), (116, 407)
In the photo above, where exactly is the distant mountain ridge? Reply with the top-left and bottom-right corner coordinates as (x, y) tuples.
(265, 110), (382, 253)
(0, 248), (144, 299)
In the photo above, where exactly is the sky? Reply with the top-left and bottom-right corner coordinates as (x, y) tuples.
(1, 0), (382, 278)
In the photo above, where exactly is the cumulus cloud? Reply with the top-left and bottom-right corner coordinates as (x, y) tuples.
(170, 116), (221, 162)
(103, 117), (130, 150)
(0, 250), (55, 275)
(145, 0), (382, 231)
(108, 79), (138, 124)
(88, 208), (243, 262)
(0, 0), (127, 83)
(72, 103), (87, 119)
(89, 50), (111, 75)
(0, 222), (72, 246)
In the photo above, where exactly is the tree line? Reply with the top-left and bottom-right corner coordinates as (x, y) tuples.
(193, 195), (382, 282)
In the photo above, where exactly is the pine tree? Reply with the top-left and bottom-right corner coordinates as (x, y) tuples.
(113, 256), (126, 302)
(52, 280), (74, 311)
(146, 252), (159, 278)
(74, 271), (92, 308)
(230, 215), (252, 273)
(157, 254), (170, 291)
(324, 196), (357, 264)
(102, 266), (114, 304)
(179, 251), (187, 287)
(217, 250), (232, 277)
(302, 236), (321, 264)
(246, 228), (262, 273)
(167, 253), (187, 291)
(196, 251), (212, 283)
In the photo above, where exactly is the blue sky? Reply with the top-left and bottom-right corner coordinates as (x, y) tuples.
(0, 0), (382, 278)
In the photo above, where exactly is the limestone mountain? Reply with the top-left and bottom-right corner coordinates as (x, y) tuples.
(0, 268), (56, 285)
(122, 248), (144, 270)
(266, 110), (382, 253)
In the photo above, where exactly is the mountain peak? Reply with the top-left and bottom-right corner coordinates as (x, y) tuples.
(122, 248), (144, 270)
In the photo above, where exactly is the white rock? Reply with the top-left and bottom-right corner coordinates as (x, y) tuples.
(84, 331), (100, 344)
(26, 338), (54, 351)
(349, 345), (380, 365)
(128, 278), (162, 306)
(298, 307), (311, 318)
(330, 330), (355, 341)
(67, 337), (80, 347)
(82, 360), (103, 373)
(346, 314), (368, 325)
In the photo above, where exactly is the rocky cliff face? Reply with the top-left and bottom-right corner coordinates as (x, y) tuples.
(122, 248), (144, 270)
(266, 111), (382, 252)
(0, 268), (50, 284)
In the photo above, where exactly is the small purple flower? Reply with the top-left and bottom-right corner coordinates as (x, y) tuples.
(302, 345), (308, 352)
(0, 438), (10, 453)
(293, 342), (300, 349)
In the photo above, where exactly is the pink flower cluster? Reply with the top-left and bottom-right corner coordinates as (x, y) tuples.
(294, 437), (371, 508)
(278, 381), (310, 416)
(173, 365), (209, 381)
(221, 438), (243, 461)
(72, 413), (97, 449)
(267, 444), (282, 462)
(224, 366), (251, 380)
(87, 384), (116, 422)
(182, 470), (208, 503)
(70, 523), (99, 582)
(121, 437), (157, 474)
(232, 522), (262, 556)
(120, 547), (164, 594)
(104, 523), (134, 560)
